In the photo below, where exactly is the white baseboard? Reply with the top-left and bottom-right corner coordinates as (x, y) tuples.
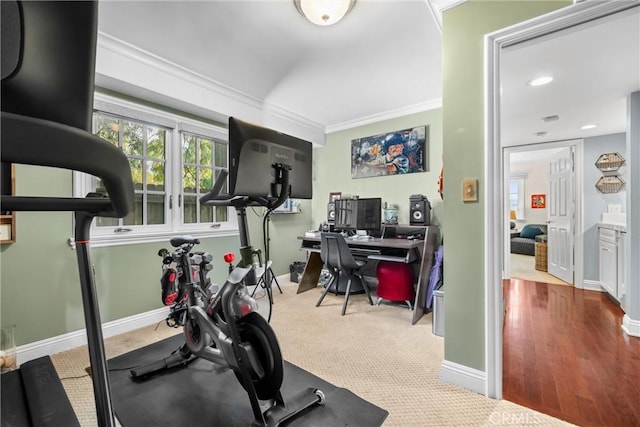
(582, 280), (604, 292)
(622, 314), (640, 338)
(16, 307), (168, 365)
(439, 359), (486, 395)
(16, 276), (293, 365)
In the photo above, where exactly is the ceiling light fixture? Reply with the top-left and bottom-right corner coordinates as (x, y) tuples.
(529, 76), (553, 87)
(580, 124), (597, 130)
(294, 0), (356, 26)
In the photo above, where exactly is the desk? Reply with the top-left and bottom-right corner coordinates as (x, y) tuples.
(297, 226), (439, 324)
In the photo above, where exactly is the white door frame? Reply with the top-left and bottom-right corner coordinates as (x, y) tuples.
(503, 141), (583, 287)
(484, 1), (638, 399)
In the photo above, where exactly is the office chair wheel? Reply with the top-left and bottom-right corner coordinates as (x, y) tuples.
(234, 312), (284, 400)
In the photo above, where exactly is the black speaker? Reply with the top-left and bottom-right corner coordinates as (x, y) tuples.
(409, 194), (431, 225)
(327, 202), (336, 224)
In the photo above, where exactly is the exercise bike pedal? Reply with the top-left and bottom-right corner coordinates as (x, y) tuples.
(166, 305), (188, 328)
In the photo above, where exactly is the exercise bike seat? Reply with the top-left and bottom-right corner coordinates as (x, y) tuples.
(170, 235), (200, 247)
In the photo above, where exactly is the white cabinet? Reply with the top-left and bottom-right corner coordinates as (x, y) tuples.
(598, 226), (626, 307)
(617, 232), (626, 309)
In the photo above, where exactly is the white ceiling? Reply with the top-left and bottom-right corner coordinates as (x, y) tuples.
(501, 6), (640, 146)
(97, 0), (442, 131)
(96, 1), (639, 141)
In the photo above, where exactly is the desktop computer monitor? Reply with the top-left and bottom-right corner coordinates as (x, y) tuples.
(334, 198), (354, 232)
(228, 117), (313, 199)
(334, 197), (382, 236)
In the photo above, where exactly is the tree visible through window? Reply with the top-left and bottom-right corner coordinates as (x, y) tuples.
(182, 132), (228, 225)
(79, 98), (235, 246)
(93, 113), (168, 228)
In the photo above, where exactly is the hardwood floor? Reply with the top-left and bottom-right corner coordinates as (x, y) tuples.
(503, 279), (640, 427)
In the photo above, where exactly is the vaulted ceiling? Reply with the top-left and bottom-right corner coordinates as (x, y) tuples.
(96, 1), (639, 143)
(97, 0), (443, 132)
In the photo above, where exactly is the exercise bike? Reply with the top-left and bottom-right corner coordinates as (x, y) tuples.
(130, 165), (324, 426)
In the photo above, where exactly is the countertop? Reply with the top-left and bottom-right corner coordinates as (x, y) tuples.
(598, 222), (626, 232)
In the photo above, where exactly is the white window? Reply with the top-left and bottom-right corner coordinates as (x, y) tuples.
(180, 132), (228, 227)
(509, 173), (527, 220)
(92, 112), (170, 230)
(73, 94), (237, 247)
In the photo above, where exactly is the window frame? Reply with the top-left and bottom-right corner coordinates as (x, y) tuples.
(179, 131), (230, 230)
(90, 112), (173, 234)
(73, 93), (237, 247)
(509, 173), (527, 221)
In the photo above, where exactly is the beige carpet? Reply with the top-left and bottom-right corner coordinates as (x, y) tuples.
(509, 253), (571, 286)
(50, 280), (574, 426)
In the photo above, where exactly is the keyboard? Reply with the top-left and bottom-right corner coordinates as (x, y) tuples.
(351, 248), (382, 256)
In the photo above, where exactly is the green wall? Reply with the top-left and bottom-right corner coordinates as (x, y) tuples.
(1, 2), (574, 368)
(441, 0), (571, 371)
(0, 164), (306, 346)
(318, 109), (443, 228)
(246, 201), (314, 274)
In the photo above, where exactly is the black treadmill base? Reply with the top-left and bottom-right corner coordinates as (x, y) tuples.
(1, 356), (80, 427)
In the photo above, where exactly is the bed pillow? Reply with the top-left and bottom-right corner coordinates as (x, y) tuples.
(520, 225), (543, 239)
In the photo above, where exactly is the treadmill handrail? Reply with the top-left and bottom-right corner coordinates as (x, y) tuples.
(0, 113), (134, 218)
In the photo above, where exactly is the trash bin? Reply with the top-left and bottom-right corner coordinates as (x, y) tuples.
(432, 290), (444, 337)
(289, 261), (306, 283)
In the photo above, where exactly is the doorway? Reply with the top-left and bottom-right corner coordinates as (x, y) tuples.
(504, 141), (582, 287)
(484, 1), (640, 400)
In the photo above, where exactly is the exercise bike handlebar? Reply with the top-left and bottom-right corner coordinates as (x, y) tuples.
(199, 169), (229, 205)
(199, 164), (291, 211)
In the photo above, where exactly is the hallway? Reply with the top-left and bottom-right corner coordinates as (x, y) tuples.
(503, 279), (640, 426)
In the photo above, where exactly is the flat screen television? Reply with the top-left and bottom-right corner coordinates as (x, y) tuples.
(334, 197), (382, 235)
(228, 117), (313, 199)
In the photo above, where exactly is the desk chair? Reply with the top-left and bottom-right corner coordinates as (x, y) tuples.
(315, 232), (374, 315)
(2, 2), (134, 426)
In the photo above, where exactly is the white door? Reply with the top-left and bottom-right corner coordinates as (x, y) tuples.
(547, 148), (574, 283)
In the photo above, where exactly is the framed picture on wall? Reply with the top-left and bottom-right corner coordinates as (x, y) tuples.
(329, 192), (342, 202)
(350, 126), (427, 179)
(531, 194), (546, 209)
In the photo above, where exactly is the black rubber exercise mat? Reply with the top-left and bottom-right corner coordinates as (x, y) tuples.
(107, 334), (388, 426)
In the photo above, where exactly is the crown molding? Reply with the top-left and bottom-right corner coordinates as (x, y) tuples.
(96, 32), (443, 142)
(96, 32), (326, 143)
(426, 0), (468, 32)
(437, 0), (468, 13)
(325, 99), (442, 133)
(97, 32), (263, 109)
